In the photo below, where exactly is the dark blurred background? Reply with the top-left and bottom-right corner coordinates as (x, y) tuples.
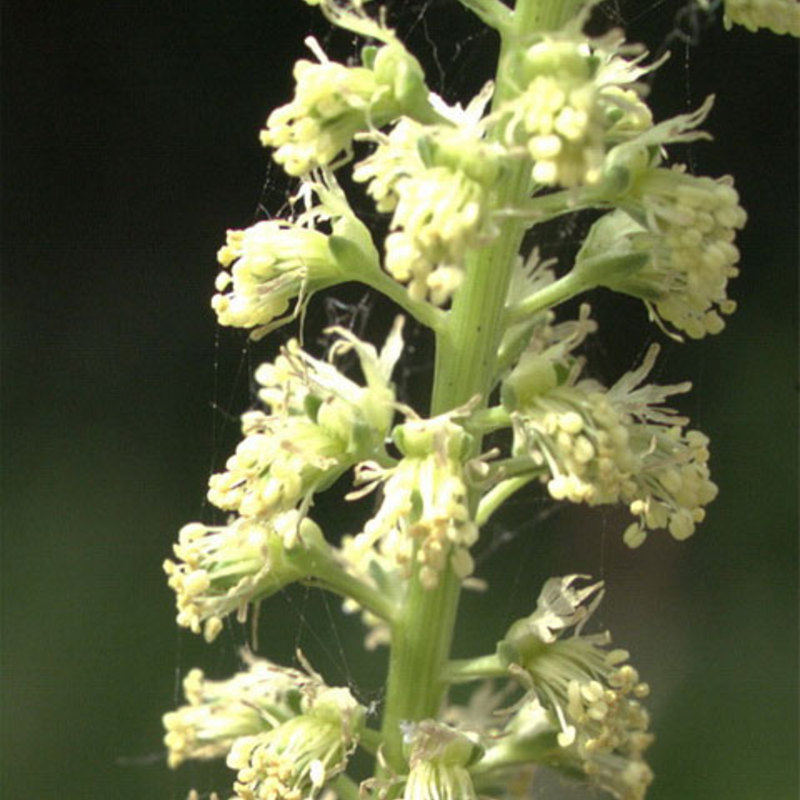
(2, 1), (797, 798)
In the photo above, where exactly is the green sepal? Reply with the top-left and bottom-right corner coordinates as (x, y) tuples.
(349, 419), (380, 458)
(361, 45), (379, 70)
(599, 164), (632, 197)
(496, 639), (521, 669)
(574, 251), (650, 289)
(304, 393), (323, 423)
(500, 618), (549, 667)
(328, 233), (379, 277)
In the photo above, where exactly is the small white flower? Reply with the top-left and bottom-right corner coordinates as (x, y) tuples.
(227, 685), (364, 800)
(523, 574), (604, 644)
(163, 653), (309, 768)
(510, 341), (717, 545)
(163, 513), (324, 641)
(500, 576), (653, 800)
(349, 416), (478, 590)
(402, 721), (482, 800)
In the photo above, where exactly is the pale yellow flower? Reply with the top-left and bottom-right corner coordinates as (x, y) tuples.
(350, 416), (478, 589)
(401, 721), (481, 800)
(355, 118), (503, 304)
(208, 321), (403, 519)
(500, 576), (653, 800)
(163, 653), (308, 768)
(496, 32), (655, 188)
(509, 341), (717, 545)
(227, 686), (364, 800)
(261, 36), (428, 176)
(163, 513), (324, 641)
(581, 168), (746, 339)
(212, 220), (339, 338)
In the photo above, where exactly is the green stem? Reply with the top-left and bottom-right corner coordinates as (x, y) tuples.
(472, 732), (558, 775)
(331, 773), (362, 800)
(455, 0), (513, 30)
(378, 566), (463, 771)
(375, 0), (586, 782)
(514, 187), (600, 223)
(476, 474), (537, 526)
(491, 455), (543, 477)
(359, 726), (384, 756)
(468, 405), (512, 433)
(444, 652), (507, 683)
(504, 250), (653, 326)
(513, 0), (587, 31)
(330, 230), (447, 332)
(505, 269), (587, 326)
(356, 269), (447, 332)
(303, 551), (396, 623)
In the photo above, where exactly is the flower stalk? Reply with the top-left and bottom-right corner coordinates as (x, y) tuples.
(379, 0), (576, 772)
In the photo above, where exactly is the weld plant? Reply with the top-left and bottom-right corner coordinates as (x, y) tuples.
(161, 1), (799, 798)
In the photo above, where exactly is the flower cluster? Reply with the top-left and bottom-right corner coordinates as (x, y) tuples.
(348, 415), (479, 589)
(354, 106), (503, 304)
(580, 169), (746, 339)
(228, 685), (365, 800)
(159, 1), (759, 797)
(163, 653), (305, 768)
(721, 0), (800, 35)
(507, 332), (718, 546)
(165, 653), (364, 800)
(496, 33), (654, 187)
(497, 575), (653, 800)
(260, 36), (428, 176)
(165, 321), (404, 637)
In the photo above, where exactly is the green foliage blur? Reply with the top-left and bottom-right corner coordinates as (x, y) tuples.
(2, 1), (796, 798)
